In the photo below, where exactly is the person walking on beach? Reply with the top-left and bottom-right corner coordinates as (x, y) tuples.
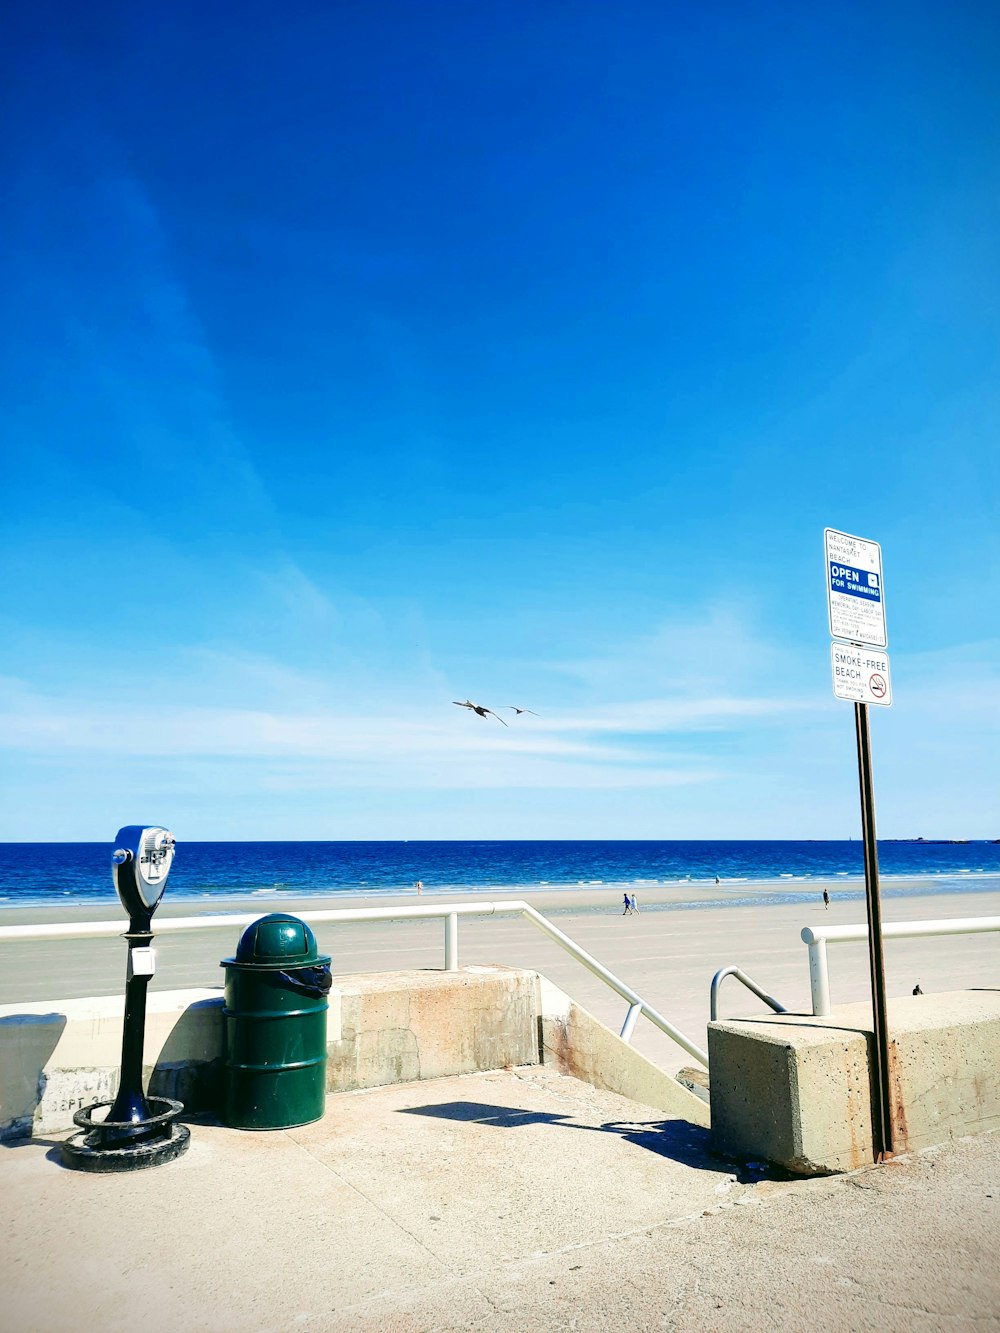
(822, 887), (830, 910)
(630, 893), (639, 914)
(415, 880), (424, 895)
(622, 892), (632, 915)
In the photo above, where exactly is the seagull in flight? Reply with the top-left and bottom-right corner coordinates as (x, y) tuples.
(502, 706), (538, 716)
(453, 700), (508, 725)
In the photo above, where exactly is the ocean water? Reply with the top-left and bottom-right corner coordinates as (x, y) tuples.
(0, 839), (998, 909)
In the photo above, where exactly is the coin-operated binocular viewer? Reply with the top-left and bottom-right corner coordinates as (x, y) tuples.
(62, 826), (191, 1172)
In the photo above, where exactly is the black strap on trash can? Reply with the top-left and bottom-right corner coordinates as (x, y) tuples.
(274, 964), (333, 998)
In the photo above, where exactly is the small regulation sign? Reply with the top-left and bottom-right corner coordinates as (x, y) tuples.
(825, 528), (887, 648)
(831, 642), (892, 707)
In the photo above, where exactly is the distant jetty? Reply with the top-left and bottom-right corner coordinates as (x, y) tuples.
(889, 838), (975, 845)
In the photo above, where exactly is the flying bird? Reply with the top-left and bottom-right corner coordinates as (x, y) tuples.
(502, 706), (538, 716)
(452, 700), (508, 725)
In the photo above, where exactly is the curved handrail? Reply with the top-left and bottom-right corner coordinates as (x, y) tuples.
(710, 965), (787, 1023)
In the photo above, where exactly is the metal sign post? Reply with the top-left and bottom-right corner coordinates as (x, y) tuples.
(853, 700), (894, 1159)
(825, 528), (894, 1160)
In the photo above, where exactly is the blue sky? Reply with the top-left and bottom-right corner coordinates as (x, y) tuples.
(2, 2), (998, 841)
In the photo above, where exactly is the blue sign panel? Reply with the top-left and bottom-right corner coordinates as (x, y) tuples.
(828, 562), (881, 603)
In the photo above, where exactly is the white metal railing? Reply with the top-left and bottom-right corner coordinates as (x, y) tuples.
(709, 966), (787, 1023)
(801, 915), (1000, 1016)
(0, 898), (709, 1067)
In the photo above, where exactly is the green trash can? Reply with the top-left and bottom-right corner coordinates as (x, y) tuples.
(221, 914), (332, 1129)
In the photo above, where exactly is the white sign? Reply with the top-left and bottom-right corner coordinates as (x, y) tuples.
(127, 947), (156, 978)
(831, 642), (892, 706)
(825, 528), (887, 648)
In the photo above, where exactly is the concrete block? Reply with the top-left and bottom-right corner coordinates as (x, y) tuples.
(0, 990), (224, 1139)
(847, 989), (1000, 1153)
(709, 1016), (872, 1173)
(709, 990), (1000, 1174)
(327, 966), (538, 1092)
(0, 1011), (70, 1139)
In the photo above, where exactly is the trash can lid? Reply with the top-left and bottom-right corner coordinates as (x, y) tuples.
(224, 913), (329, 967)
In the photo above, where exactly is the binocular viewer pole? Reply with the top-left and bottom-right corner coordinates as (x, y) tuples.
(62, 826), (191, 1172)
(105, 915), (157, 1139)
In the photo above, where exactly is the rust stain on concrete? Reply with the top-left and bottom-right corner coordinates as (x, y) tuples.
(886, 1040), (908, 1154)
(844, 1082), (864, 1171)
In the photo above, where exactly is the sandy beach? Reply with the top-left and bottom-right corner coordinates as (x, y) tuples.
(1, 878), (997, 1075)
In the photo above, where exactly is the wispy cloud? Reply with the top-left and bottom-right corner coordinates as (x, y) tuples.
(889, 639), (1000, 725)
(255, 560), (341, 630)
(11, 135), (283, 568)
(545, 605), (787, 694)
(0, 604), (830, 801)
(0, 659), (814, 804)
(528, 696), (812, 734)
(0, 692), (721, 761)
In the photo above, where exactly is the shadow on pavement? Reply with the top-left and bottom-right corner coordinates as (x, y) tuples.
(399, 1099), (791, 1183)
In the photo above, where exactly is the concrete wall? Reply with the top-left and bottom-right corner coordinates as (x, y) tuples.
(0, 966), (705, 1138)
(537, 975), (709, 1128)
(0, 990), (223, 1140)
(326, 966), (538, 1091)
(709, 990), (1000, 1174)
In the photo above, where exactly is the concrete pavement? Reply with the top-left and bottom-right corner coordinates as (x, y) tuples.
(2, 1066), (998, 1331)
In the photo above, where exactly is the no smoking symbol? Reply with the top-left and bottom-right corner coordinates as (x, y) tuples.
(869, 673), (887, 699)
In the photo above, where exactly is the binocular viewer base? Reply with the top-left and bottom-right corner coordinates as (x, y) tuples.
(61, 1096), (190, 1172)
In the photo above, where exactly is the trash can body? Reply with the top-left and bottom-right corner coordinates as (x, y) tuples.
(221, 914), (332, 1129)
